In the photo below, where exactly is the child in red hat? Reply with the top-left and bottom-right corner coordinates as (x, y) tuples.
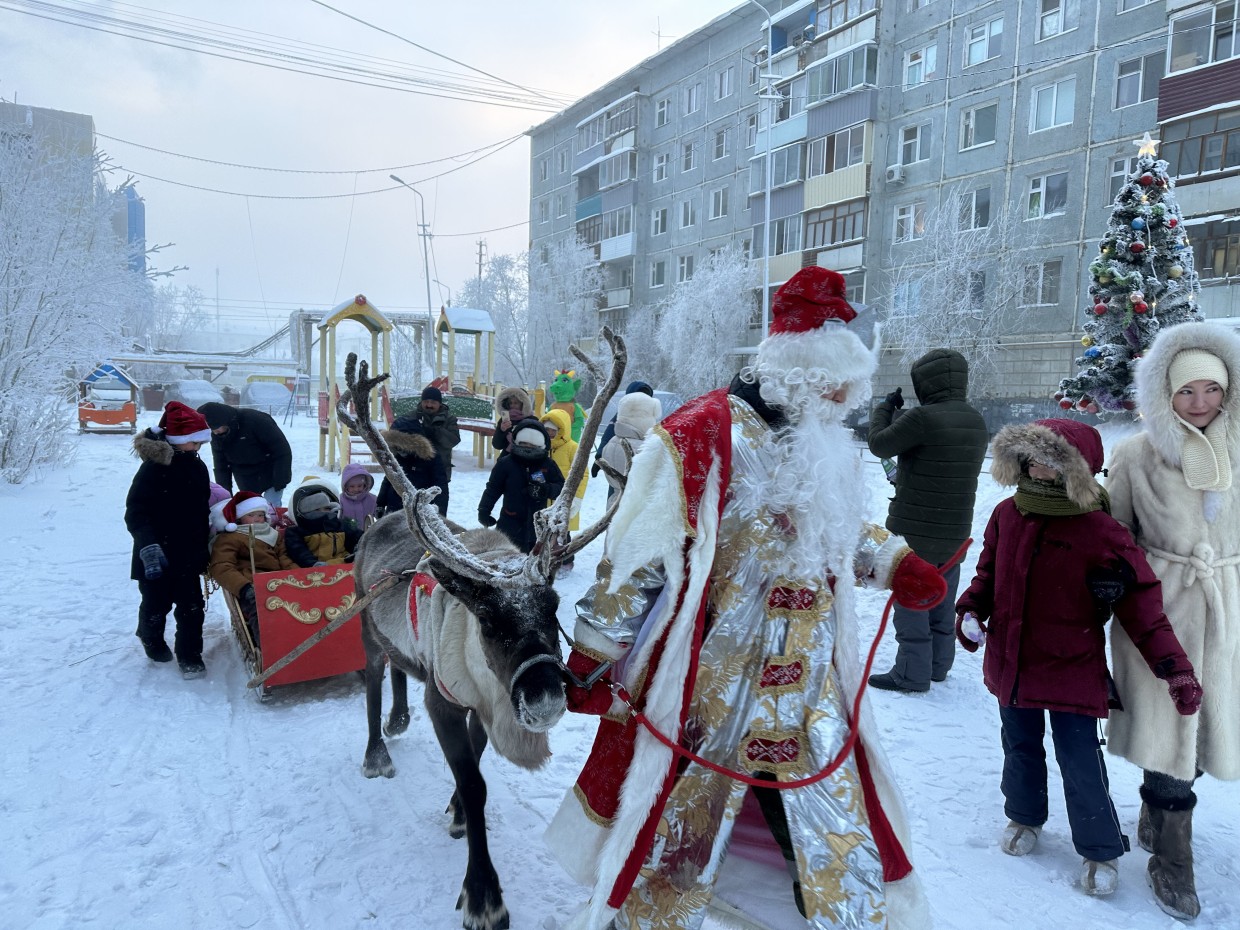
(124, 401), (213, 678)
(208, 490), (296, 644)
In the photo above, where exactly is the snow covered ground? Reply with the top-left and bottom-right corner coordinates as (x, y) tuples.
(3, 410), (1237, 930)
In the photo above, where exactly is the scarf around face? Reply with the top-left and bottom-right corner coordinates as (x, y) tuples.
(1175, 410), (1233, 492)
(1014, 475), (1110, 517)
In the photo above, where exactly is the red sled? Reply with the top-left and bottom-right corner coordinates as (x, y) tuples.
(225, 564), (364, 698)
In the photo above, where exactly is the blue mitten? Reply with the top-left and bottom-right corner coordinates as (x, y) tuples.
(139, 544), (168, 580)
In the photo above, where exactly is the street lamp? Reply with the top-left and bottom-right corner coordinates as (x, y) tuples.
(744, 0), (776, 337)
(389, 174), (436, 324)
(433, 278), (452, 307)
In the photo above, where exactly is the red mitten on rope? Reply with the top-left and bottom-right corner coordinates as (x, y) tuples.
(891, 551), (948, 610)
(564, 648), (614, 716)
(1166, 672), (1203, 716)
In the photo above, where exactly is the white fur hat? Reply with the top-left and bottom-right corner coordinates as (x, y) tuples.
(618, 393), (662, 437)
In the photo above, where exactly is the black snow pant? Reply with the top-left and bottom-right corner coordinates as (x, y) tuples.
(999, 705), (1128, 861)
(889, 562), (961, 687)
(136, 574), (206, 661)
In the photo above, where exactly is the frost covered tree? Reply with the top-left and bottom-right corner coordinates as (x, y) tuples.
(1058, 133), (1202, 414)
(458, 252), (530, 386)
(0, 134), (151, 482)
(526, 236), (603, 388)
(883, 186), (1035, 396)
(654, 244), (756, 397)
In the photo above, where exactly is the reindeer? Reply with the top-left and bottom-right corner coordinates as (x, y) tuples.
(336, 331), (627, 930)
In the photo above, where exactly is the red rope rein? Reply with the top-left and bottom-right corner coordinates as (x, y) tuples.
(612, 538), (973, 791)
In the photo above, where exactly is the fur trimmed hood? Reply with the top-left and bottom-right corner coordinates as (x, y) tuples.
(1136, 321), (1240, 468)
(381, 425), (437, 460)
(132, 428), (176, 466)
(495, 385), (532, 419)
(991, 418), (1105, 508)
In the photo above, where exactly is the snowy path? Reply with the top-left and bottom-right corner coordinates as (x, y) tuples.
(1, 412), (1236, 929)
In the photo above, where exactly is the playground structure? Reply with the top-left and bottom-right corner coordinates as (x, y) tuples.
(316, 295), (394, 472)
(77, 363), (139, 434)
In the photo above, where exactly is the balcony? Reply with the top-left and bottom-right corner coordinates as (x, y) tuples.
(599, 232), (635, 262)
(576, 194), (602, 222)
(604, 286), (632, 309)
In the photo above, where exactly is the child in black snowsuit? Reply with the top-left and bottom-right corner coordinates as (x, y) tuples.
(478, 420), (565, 553)
(124, 401), (213, 678)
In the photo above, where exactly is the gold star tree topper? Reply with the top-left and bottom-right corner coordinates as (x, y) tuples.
(1134, 131), (1161, 157)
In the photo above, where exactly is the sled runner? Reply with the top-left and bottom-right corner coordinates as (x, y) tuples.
(224, 563), (365, 699)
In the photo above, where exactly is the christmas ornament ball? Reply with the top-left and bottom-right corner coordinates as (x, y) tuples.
(1134, 301), (1149, 313)
(1094, 303), (1108, 316)
(1129, 291), (1144, 303)
(1100, 274), (1113, 284)
(1081, 336), (1094, 347)
(1085, 347), (1101, 359)
(1130, 241), (1146, 254)
(1132, 218), (1147, 230)
(1169, 265), (1184, 278)
(1139, 173), (1154, 186)
(1059, 398), (1074, 410)
(1086, 403), (1099, 414)
(1169, 217), (1178, 228)
(1078, 398), (1091, 411)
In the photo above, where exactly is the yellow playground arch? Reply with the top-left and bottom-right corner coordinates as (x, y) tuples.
(317, 294), (392, 471)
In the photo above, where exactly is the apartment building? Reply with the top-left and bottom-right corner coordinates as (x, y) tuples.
(527, 0), (1239, 402)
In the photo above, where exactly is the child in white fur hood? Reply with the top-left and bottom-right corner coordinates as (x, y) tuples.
(597, 393), (662, 494)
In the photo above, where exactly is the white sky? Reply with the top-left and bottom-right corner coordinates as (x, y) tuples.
(1, 0), (734, 333)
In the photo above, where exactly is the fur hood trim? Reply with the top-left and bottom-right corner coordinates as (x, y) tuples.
(991, 419), (1104, 508)
(133, 429), (175, 466)
(1136, 321), (1240, 467)
(381, 428), (437, 460)
(495, 385), (532, 418)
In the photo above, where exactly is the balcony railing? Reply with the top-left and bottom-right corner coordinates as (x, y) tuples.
(604, 286), (632, 309)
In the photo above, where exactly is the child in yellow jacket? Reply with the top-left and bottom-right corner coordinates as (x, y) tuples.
(541, 408), (586, 531)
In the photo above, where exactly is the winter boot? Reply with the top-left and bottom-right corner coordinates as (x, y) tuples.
(1000, 820), (1041, 857)
(178, 655), (207, 680)
(1137, 801), (1155, 853)
(1145, 789), (1200, 920)
(136, 611), (172, 662)
(1082, 858), (1119, 896)
(142, 640), (174, 663)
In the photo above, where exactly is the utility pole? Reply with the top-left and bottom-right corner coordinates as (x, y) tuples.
(389, 174), (435, 324)
(476, 239), (486, 284)
(215, 266), (220, 335)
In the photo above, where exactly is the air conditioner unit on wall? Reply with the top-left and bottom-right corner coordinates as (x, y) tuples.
(885, 164), (906, 184)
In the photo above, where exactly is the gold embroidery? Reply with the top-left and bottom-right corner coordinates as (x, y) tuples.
(264, 568), (351, 591)
(263, 597), (322, 625)
(738, 726), (808, 776)
(652, 425), (694, 540)
(571, 782), (615, 827)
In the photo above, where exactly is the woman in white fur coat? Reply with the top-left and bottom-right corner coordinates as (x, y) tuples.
(1105, 321), (1240, 921)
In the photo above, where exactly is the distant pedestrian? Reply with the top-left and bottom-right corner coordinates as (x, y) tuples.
(376, 417), (448, 518)
(198, 402), (293, 510)
(398, 385), (461, 512)
(866, 349), (988, 692)
(125, 401), (213, 679)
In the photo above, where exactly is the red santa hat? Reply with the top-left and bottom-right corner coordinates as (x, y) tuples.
(222, 490), (269, 531)
(757, 266), (877, 386)
(158, 401), (212, 445)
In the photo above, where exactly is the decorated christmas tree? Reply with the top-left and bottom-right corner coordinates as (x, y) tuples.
(1057, 132), (1202, 414)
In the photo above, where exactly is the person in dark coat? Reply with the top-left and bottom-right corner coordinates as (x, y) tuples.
(375, 417), (449, 517)
(866, 348), (989, 692)
(492, 385), (538, 455)
(956, 418), (1201, 896)
(197, 402), (293, 509)
(478, 420), (564, 553)
(125, 401), (213, 678)
(392, 386), (461, 512)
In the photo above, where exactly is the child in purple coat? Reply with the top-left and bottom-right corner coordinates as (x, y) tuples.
(339, 462), (378, 533)
(956, 418), (1201, 897)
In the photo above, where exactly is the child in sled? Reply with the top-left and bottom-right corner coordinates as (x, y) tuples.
(209, 490), (297, 644)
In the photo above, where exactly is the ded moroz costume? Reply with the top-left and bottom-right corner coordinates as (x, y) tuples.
(545, 267), (944, 930)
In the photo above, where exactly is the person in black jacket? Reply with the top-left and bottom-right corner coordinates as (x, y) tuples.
(478, 420), (565, 553)
(197, 402), (293, 509)
(376, 417), (449, 517)
(124, 402), (213, 678)
(492, 385), (538, 456)
(866, 348), (989, 693)
(390, 387), (461, 512)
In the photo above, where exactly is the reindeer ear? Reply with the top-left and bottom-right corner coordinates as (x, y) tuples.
(425, 558), (489, 610)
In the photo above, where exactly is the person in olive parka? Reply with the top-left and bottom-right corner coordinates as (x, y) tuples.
(867, 348), (989, 692)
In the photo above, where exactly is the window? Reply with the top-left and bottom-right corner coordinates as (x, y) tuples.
(577, 115), (605, 151)
(961, 102), (998, 148)
(894, 202), (926, 242)
(891, 281), (922, 317)
(714, 128), (730, 160)
(1031, 78), (1076, 131)
(716, 66), (734, 100)
(558, 149), (568, 173)
(682, 142), (697, 172)
(807, 124), (866, 177)
(655, 98), (669, 127)
(904, 45), (937, 88)
(650, 260), (666, 287)
(901, 124), (929, 165)
(710, 187), (730, 219)
(746, 113), (759, 148)
(678, 255), (695, 282)
(1115, 52), (1162, 108)
(578, 215), (603, 245)
(769, 215), (802, 255)
(1109, 156), (1137, 201)
(539, 158), (549, 182)
(1038, 0), (1078, 40)
(807, 45), (879, 105)
(1161, 109), (1240, 178)
(651, 207), (668, 236)
(772, 144), (803, 186)
(805, 199), (866, 249)
(1192, 218), (1240, 277)
(1021, 259), (1062, 305)
(965, 18), (1003, 66)
(967, 270), (987, 304)
(555, 194), (567, 218)
(599, 151), (635, 188)
(680, 199), (697, 228)
(538, 200), (549, 223)
(604, 99), (636, 137)
(910, 0), (933, 8)
(684, 83), (702, 115)
(1027, 172), (1069, 218)
(959, 186), (991, 229)
(824, 0), (877, 30)
(602, 206), (632, 240)
(653, 152), (668, 182)
(1120, 0), (1155, 10)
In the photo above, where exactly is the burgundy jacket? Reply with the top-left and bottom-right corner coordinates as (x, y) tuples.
(957, 500), (1190, 718)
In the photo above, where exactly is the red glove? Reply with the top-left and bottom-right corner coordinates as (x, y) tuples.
(564, 649), (614, 716)
(1166, 672), (1203, 716)
(955, 612), (988, 652)
(891, 551), (948, 610)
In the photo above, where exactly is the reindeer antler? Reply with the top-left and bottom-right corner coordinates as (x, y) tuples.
(533, 327), (628, 583)
(338, 354), (526, 587)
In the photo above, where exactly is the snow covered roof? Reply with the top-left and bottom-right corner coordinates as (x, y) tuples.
(81, 362), (138, 389)
(437, 307), (495, 334)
